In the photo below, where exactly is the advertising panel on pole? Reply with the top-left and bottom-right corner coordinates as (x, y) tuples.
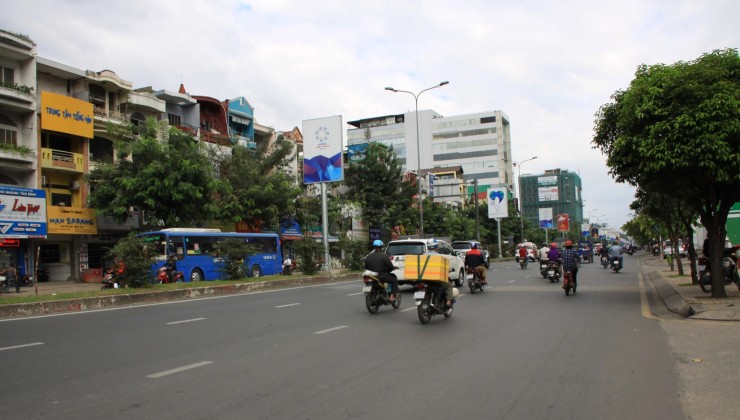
(539, 207), (553, 228)
(487, 188), (508, 218)
(302, 116), (344, 184)
(0, 186), (47, 238)
(557, 214), (570, 232)
(581, 223), (590, 236)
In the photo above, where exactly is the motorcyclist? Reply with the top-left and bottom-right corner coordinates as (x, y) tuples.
(599, 243), (610, 262)
(539, 244), (550, 262)
(464, 243), (488, 285)
(518, 246), (529, 267)
(547, 243), (561, 275)
(162, 254), (178, 283)
(608, 241), (624, 268)
(364, 240), (400, 302)
(561, 240), (580, 290)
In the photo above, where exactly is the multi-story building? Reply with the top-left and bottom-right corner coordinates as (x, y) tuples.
(0, 30), (40, 274)
(347, 110), (513, 208)
(520, 168), (583, 230)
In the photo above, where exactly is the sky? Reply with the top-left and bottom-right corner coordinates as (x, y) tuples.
(2, 0), (738, 230)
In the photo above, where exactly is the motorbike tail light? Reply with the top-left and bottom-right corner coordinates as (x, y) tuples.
(362, 276), (372, 284)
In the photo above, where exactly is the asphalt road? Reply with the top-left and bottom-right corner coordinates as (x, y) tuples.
(0, 255), (707, 419)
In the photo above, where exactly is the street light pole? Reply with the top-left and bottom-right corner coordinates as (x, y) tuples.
(511, 156), (537, 241)
(385, 81), (449, 239)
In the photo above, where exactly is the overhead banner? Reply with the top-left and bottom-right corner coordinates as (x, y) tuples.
(302, 116), (344, 184)
(0, 186), (47, 238)
(539, 207), (553, 229)
(557, 214), (570, 232)
(487, 188), (508, 218)
(538, 186), (558, 201)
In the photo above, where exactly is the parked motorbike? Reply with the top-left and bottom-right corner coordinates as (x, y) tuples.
(546, 261), (561, 283)
(362, 270), (401, 314)
(415, 281), (457, 324)
(563, 270), (576, 296)
(600, 255), (609, 269)
(611, 256), (622, 273)
(698, 256), (740, 293)
(101, 270), (125, 290)
(157, 267), (184, 284)
(466, 267), (484, 294)
(539, 260), (549, 278)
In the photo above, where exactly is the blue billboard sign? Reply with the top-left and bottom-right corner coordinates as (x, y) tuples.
(0, 186), (48, 238)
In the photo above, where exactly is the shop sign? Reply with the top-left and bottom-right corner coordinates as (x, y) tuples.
(47, 206), (98, 234)
(40, 91), (94, 138)
(0, 186), (47, 238)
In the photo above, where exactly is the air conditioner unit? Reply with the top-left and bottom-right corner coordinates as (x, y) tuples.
(70, 181), (80, 191)
(41, 176), (48, 187)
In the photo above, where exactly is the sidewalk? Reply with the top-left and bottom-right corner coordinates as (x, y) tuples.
(3, 281), (104, 296)
(642, 253), (740, 321)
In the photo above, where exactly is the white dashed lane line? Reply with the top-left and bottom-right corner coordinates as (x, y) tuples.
(165, 318), (207, 325)
(146, 361), (214, 378)
(0, 342), (44, 352)
(314, 325), (348, 335)
(275, 303), (301, 308)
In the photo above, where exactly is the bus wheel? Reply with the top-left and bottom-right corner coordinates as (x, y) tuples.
(190, 269), (203, 282)
(250, 265), (262, 278)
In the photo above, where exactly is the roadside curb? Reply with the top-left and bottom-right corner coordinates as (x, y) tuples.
(0, 273), (358, 319)
(647, 271), (695, 317)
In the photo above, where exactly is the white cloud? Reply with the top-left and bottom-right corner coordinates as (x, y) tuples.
(3, 0), (737, 229)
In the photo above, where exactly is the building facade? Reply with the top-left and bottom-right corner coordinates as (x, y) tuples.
(347, 110), (513, 208)
(520, 168), (583, 231)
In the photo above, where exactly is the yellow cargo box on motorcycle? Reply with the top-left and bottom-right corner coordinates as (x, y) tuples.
(404, 254), (450, 282)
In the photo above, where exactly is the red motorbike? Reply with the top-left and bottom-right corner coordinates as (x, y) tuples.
(563, 270), (576, 296)
(158, 267), (184, 284)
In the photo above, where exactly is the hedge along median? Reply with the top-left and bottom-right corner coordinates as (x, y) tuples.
(0, 272), (359, 319)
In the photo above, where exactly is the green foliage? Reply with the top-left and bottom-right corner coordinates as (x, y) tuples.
(86, 120), (220, 227)
(338, 236), (369, 270)
(344, 143), (418, 233)
(0, 142), (34, 156)
(108, 234), (156, 287)
(293, 237), (323, 275)
(214, 238), (255, 280)
(215, 139), (302, 227)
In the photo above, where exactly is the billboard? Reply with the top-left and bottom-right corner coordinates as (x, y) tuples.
(302, 116), (344, 184)
(487, 188), (508, 218)
(0, 186), (47, 238)
(539, 207), (553, 228)
(40, 91), (94, 138)
(538, 186), (559, 201)
(557, 214), (570, 232)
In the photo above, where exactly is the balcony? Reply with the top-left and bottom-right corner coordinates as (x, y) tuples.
(127, 90), (166, 113)
(93, 106), (129, 124)
(0, 82), (35, 112)
(41, 148), (84, 173)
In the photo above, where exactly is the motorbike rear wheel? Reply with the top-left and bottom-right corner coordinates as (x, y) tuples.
(391, 293), (402, 309)
(698, 272), (712, 293)
(365, 291), (380, 314)
(418, 301), (432, 324)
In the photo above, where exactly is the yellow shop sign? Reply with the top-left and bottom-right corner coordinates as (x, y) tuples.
(40, 91), (94, 138)
(47, 206), (98, 234)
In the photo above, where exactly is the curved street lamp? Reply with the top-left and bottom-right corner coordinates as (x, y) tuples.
(507, 156), (537, 241)
(385, 81), (449, 238)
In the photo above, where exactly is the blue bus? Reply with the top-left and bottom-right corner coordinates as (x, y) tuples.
(137, 228), (282, 281)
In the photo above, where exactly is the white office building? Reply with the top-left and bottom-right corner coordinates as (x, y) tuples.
(347, 110), (514, 206)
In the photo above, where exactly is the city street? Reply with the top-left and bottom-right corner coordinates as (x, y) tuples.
(1, 254), (738, 419)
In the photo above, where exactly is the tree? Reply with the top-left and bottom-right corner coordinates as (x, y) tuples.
(216, 137), (302, 227)
(593, 49), (740, 298)
(343, 143), (418, 234)
(86, 120), (220, 227)
(107, 233), (156, 287)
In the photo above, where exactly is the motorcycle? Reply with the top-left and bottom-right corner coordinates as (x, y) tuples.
(563, 270), (576, 296)
(600, 255), (609, 269)
(466, 267), (484, 294)
(610, 256), (622, 272)
(698, 256), (740, 293)
(157, 267), (184, 284)
(539, 260), (550, 278)
(101, 270), (125, 290)
(362, 270), (401, 314)
(546, 261), (561, 283)
(415, 281), (457, 324)
(519, 256), (528, 269)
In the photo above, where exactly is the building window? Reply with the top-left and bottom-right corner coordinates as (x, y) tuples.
(39, 244), (61, 264)
(51, 193), (72, 207)
(0, 66), (14, 84)
(480, 116), (496, 124)
(168, 113), (181, 126)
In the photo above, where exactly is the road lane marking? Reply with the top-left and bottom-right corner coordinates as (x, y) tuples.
(346, 292), (363, 296)
(275, 303), (301, 308)
(0, 342), (44, 351)
(166, 317), (207, 325)
(402, 307), (416, 312)
(314, 325), (348, 335)
(147, 361), (213, 378)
